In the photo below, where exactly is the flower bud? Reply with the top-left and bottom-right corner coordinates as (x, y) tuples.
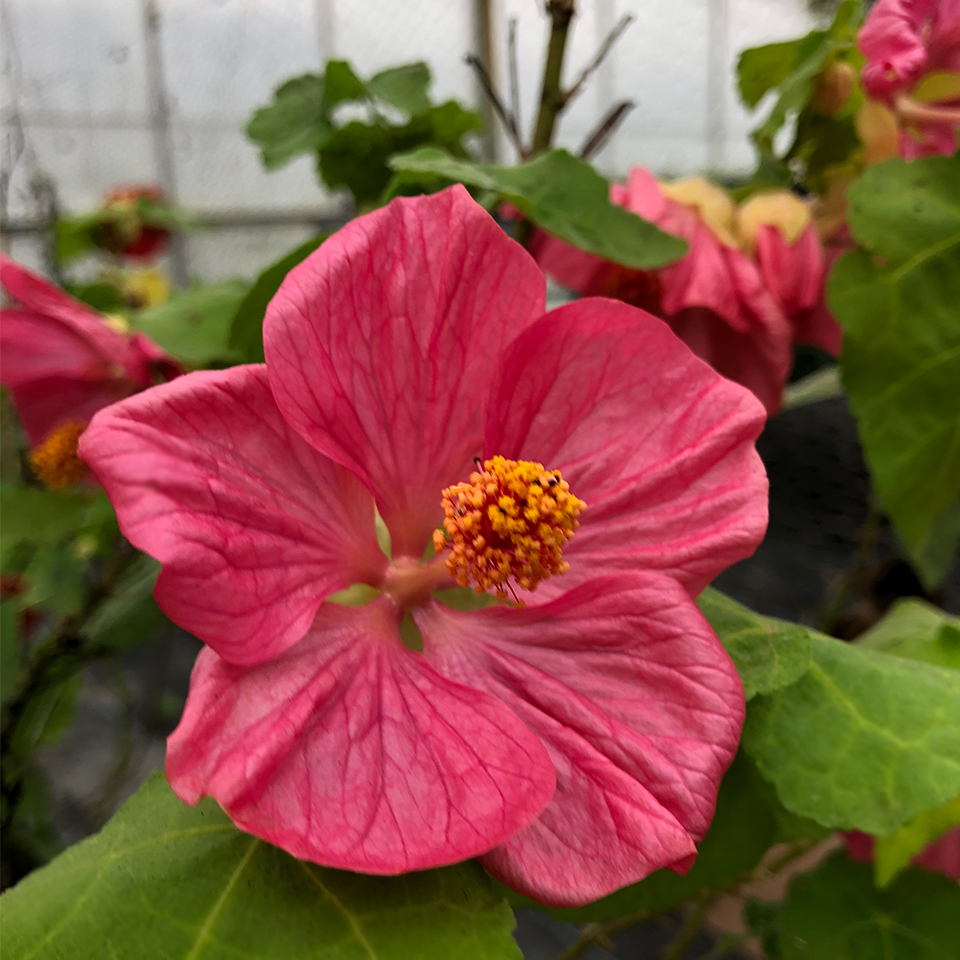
(811, 61), (856, 116)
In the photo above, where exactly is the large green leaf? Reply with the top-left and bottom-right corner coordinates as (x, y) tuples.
(228, 234), (329, 364)
(389, 147), (686, 269)
(743, 634), (960, 835)
(133, 280), (250, 367)
(830, 155), (960, 586)
(857, 599), (960, 671)
(0, 773), (521, 960)
(697, 588), (812, 699)
(776, 850), (960, 960)
(519, 750), (779, 923)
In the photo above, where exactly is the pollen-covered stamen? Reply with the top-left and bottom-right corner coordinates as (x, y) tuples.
(30, 420), (89, 490)
(433, 456), (585, 604)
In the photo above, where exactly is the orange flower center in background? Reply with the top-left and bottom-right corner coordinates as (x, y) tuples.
(434, 456), (585, 604)
(30, 420), (89, 490)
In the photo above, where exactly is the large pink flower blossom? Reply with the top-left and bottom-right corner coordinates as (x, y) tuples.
(531, 169), (794, 414)
(858, 0), (960, 158)
(79, 186), (768, 907)
(0, 255), (179, 454)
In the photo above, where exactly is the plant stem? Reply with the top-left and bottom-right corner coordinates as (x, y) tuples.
(531, 0), (576, 155)
(553, 908), (651, 960)
(660, 895), (714, 960)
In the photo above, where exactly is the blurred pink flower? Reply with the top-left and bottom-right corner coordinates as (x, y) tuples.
(80, 186), (768, 907)
(845, 827), (960, 880)
(0, 255), (179, 485)
(736, 190), (843, 357)
(859, 0), (960, 158)
(531, 169), (794, 414)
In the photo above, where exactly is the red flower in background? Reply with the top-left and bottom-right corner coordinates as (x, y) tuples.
(97, 183), (171, 261)
(0, 255), (180, 487)
(858, 0), (960, 158)
(80, 187), (768, 906)
(531, 169), (794, 414)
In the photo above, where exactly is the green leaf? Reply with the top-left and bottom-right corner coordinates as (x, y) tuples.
(1, 601), (25, 704)
(697, 588), (812, 699)
(22, 544), (87, 616)
(368, 62), (432, 115)
(320, 105), (481, 206)
(874, 792), (960, 886)
(246, 74), (332, 170)
(522, 750), (779, 923)
(857, 599), (960, 671)
(0, 486), (93, 552)
(80, 554), (165, 652)
(323, 60), (367, 108)
(0, 772), (522, 960)
(743, 633), (960, 835)
(777, 850), (960, 959)
(132, 280), (249, 366)
(389, 147), (687, 269)
(8, 672), (82, 756)
(66, 281), (129, 313)
(54, 211), (111, 261)
(737, 38), (802, 108)
(830, 155), (960, 587)
(229, 235), (329, 363)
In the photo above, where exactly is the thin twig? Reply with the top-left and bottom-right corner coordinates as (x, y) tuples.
(464, 54), (526, 158)
(552, 908), (651, 960)
(564, 13), (634, 105)
(508, 18), (521, 133)
(578, 99), (635, 159)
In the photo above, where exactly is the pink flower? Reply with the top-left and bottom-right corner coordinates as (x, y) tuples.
(736, 191), (843, 357)
(858, 0), (960, 158)
(532, 169), (793, 414)
(845, 827), (960, 880)
(0, 255), (179, 486)
(79, 187), (768, 907)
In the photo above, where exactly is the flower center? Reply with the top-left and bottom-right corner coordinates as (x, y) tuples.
(30, 420), (89, 490)
(433, 456), (585, 604)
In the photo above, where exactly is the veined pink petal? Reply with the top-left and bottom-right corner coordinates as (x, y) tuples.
(79, 365), (387, 665)
(167, 597), (556, 873)
(755, 224), (822, 318)
(485, 299), (768, 597)
(0, 254), (145, 380)
(415, 575), (745, 907)
(9, 375), (134, 448)
(264, 185), (546, 559)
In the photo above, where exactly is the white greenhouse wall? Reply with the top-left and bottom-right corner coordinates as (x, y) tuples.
(1, 0), (818, 281)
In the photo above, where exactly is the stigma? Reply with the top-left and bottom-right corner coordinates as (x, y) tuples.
(433, 456), (585, 605)
(30, 420), (89, 490)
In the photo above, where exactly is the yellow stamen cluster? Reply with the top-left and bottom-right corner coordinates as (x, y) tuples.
(433, 456), (585, 604)
(30, 420), (89, 490)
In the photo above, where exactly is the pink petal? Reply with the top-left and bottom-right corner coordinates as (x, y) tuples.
(415, 574), (745, 906)
(755, 224), (823, 318)
(859, 0), (931, 99)
(10, 375), (134, 448)
(79, 365), (387, 665)
(485, 299), (768, 597)
(0, 255), (144, 379)
(167, 597), (556, 873)
(263, 186), (546, 559)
